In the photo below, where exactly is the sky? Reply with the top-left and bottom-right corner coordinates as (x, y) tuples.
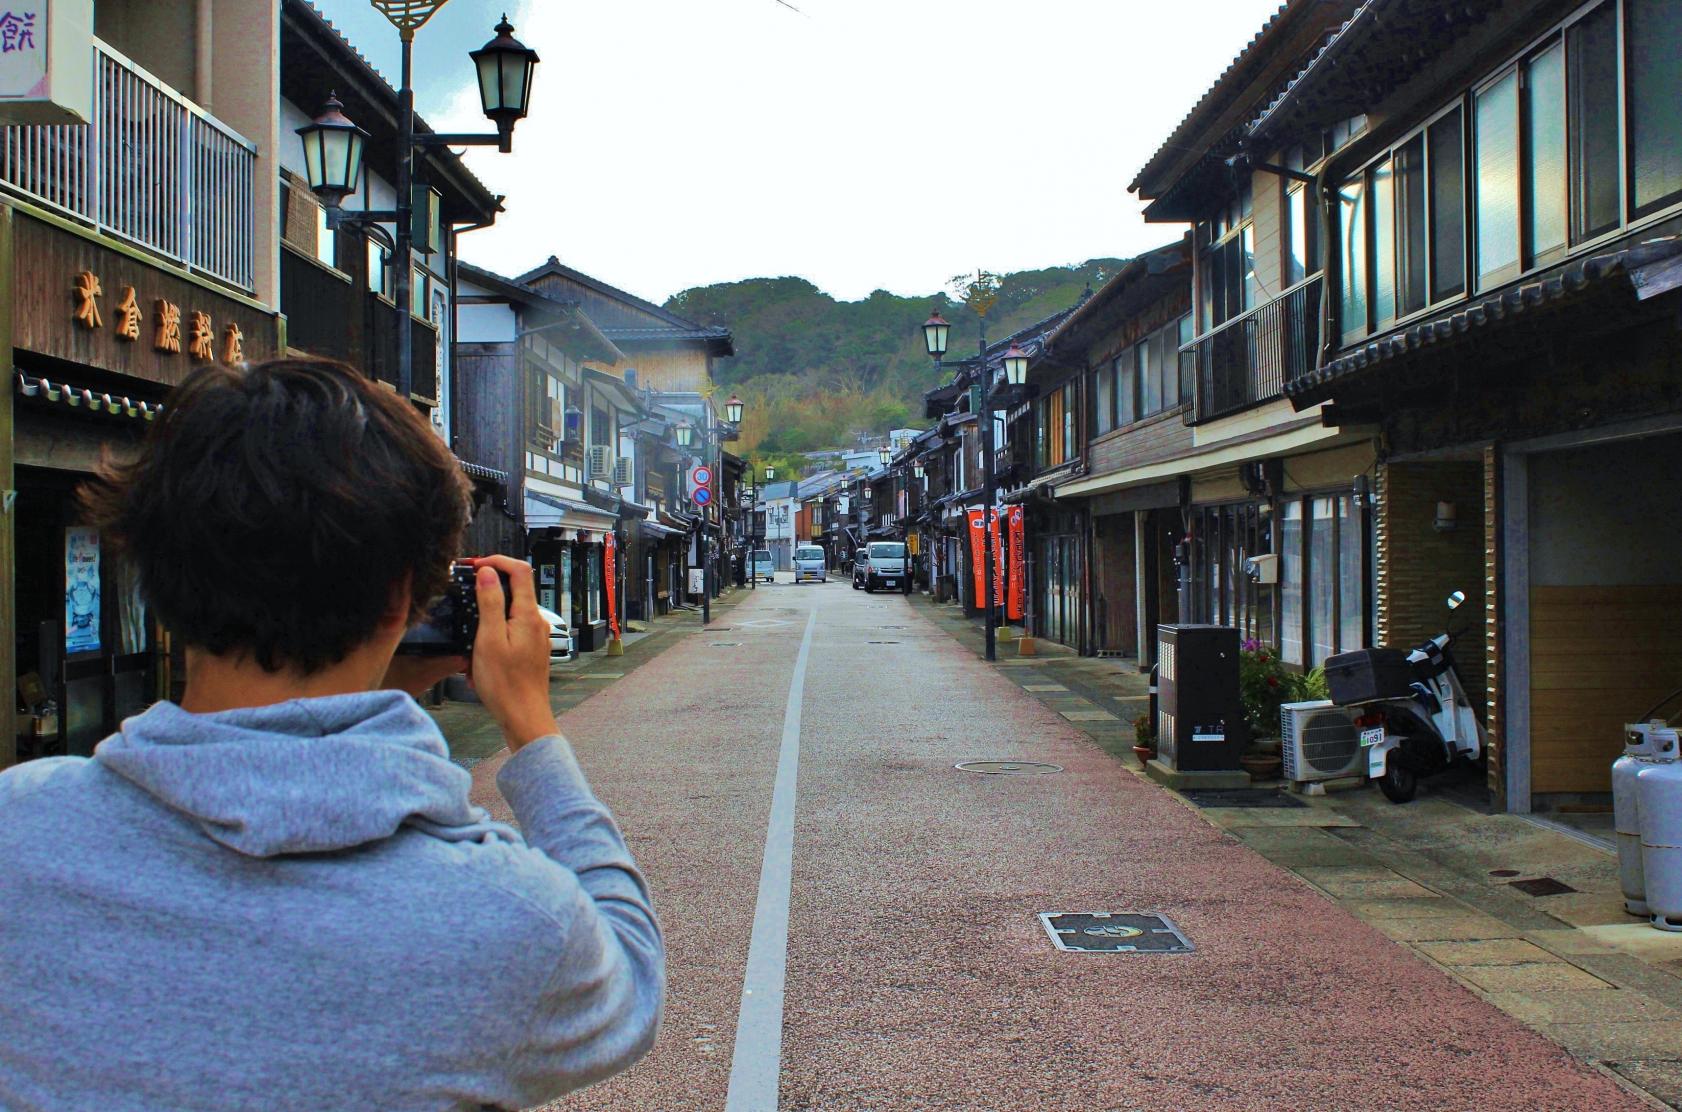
(314, 0), (1287, 304)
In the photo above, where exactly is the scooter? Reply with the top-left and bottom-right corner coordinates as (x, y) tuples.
(1330, 590), (1486, 803)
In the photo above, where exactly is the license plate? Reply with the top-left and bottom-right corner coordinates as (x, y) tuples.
(884, 579), (897, 586)
(1360, 726), (1385, 748)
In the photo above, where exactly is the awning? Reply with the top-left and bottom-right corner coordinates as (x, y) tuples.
(457, 458), (508, 485)
(524, 490), (619, 533)
(639, 518), (684, 539)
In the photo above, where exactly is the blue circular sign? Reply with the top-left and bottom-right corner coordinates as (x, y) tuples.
(693, 487), (713, 506)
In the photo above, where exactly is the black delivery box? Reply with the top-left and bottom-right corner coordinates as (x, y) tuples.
(1324, 647), (1415, 706)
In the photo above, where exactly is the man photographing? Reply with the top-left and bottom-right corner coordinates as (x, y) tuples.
(0, 360), (663, 1110)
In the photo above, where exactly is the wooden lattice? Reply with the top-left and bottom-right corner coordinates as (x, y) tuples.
(369, 0), (450, 34)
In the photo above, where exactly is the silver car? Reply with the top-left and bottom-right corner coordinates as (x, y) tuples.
(793, 545), (827, 583)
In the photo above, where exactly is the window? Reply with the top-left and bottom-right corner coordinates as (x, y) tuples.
(1627, 0), (1682, 215)
(1137, 341), (1159, 418)
(1178, 314), (1195, 402)
(1281, 501), (1304, 666)
(1475, 69), (1521, 289)
(590, 407), (610, 452)
(1372, 156), (1397, 327)
(316, 205), (336, 268)
(587, 547), (602, 624)
(1569, 2), (1620, 241)
(1199, 183), (1255, 329)
(1524, 40), (1568, 265)
(1394, 135), (1428, 315)
(368, 238), (392, 298)
(1061, 382), (1075, 459)
(1428, 110), (1467, 300)
(1308, 496), (1337, 664)
(411, 265), (430, 318)
(1338, 495), (1365, 652)
(1338, 177), (1367, 342)
(1284, 182), (1319, 287)
(1094, 363), (1114, 436)
(1115, 353), (1137, 427)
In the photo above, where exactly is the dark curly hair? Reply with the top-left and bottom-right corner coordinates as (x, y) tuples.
(78, 359), (471, 674)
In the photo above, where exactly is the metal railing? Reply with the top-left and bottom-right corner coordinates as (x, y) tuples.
(1182, 275), (1322, 423)
(0, 41), (255, 291)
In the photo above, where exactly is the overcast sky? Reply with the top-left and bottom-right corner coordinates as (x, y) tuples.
(315, 0), (1285, 303)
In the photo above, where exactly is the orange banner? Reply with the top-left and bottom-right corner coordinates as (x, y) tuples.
(604, 532), (620, 640)
(1008, 506), (1025, 621)
(992, 511), (1004, 614)
(968, 509), (987, 607)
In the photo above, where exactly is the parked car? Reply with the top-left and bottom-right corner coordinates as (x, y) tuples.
(793, 545), (828, 584)
(851, 551), (868, 589)
(751, 547), (775, 583)
(859, 541), (909, 593)
(538, 605), (577, 663)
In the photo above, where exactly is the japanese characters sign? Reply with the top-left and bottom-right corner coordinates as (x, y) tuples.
(0, 0), (93, 125)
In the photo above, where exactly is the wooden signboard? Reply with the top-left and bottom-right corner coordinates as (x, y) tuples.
(11, 212), (281, 386)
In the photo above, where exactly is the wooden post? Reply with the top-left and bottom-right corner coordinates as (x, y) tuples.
(0, 206), (16, 767)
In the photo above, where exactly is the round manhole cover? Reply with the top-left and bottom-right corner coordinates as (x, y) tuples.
(955, 760), (1063, 775)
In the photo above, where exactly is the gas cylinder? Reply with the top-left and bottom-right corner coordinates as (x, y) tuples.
(1615, 723), (1661, 915)
(1635, 728), (1682, 931)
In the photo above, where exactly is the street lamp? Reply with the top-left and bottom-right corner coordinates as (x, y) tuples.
(297, 10), (539, 401)
(913, 459), (925, 480)
(879, 443), (892, 466)
(923, 310), (951, 360)
(765, 465), (776, 481)
(1003, 342), (1030, 386)
(725, 394), (744, 424)
(674, 419), (695, 449)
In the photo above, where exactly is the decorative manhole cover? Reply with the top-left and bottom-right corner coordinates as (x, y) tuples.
(954, 760), (1062, 775)
(1039, 912), (1194, 954)
(1509, 876), (1578, 897)
(1181, 790), (1305, 809)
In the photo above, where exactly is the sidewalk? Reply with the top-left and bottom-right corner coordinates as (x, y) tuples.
(427, 587), (750, 768)
(920, 592), (1682, 1105)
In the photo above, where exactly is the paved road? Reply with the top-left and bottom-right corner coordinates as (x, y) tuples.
(470, 579), (1643, 1111)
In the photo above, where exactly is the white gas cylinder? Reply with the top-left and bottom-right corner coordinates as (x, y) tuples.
(1635, 728), (1682, 931)
(1615, 723), (1661, 915)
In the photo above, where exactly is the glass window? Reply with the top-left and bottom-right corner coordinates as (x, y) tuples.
(1281, 501), (1303, 666)
(1178, 314), (1195, 403)
(1428, 109), (1467, 301)
(1062, 383), (1075, 457)
(1569, 2), (1620, 242)
(1138, 338), (1160, 417)
(1284, 181), (1319, 286)
(1152, 325), (1176, 412)
(1338, 495), (1364, 652)
(1475, 70), (1521, 289)
(316, 206), (336, 268)
(1094, 364), (1113, 435)
(587, 546), (602, 624)
(1338, 177), (1368, 340)
(1628, 0), (1682, 215)
(1524, 40), (1568, 264)
(1308, 496), (1337, 665)
(1372, 157), (1397, 327)
(1116, 353), (1137, 427)
(1241, 224), (1259, 310)
(368, 239), (391, 297)
(1395, 135), (1428, 315)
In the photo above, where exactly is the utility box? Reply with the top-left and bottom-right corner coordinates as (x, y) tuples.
(1156, 624), (1248, 771)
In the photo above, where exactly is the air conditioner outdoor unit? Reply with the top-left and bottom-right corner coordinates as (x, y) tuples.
(587, 445), (611, 478)
(612, 457), (634, 485)
(1280, 700), (1365, 784)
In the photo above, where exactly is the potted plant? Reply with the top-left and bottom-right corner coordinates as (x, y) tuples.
(1131, 714), (1155, 768)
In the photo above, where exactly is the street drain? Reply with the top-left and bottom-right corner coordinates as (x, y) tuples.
(1039, 912), (1194, 954)
(1181, 789), (1304, 809)
(954, 760), (1062, 775)
(1509, 876), (1578, 897)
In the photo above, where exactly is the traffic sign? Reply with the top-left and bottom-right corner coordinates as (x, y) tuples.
(693, 487), (713, 506)
(691, 465), (713, 487)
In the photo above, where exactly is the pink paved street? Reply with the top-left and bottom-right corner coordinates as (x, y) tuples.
(471, 583), (1642, 1111)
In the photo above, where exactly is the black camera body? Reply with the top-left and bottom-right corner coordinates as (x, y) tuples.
(397, 563), (510, 656)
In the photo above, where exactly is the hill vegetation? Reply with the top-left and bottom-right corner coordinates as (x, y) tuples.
(664, 258), (1125, 474)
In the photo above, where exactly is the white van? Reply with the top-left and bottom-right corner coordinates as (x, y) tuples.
(859, 541), (908, 593)
(793, 545), (828, 583)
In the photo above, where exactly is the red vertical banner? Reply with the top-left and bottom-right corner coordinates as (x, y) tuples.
(1008, 506), (1026, 621)
(967, 509), (987, 605)
(604, 532), (620, 640)
(991, 509), (1004, 612)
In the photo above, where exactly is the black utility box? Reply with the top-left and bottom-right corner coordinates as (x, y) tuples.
(1325, 647), (1415, 706)
(1156, 625), (1248, 771)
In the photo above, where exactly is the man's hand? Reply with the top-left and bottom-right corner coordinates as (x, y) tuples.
(467, 555), (558, 751)
(379, 654), (469, 698)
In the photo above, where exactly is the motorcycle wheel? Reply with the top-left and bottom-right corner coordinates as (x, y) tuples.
(1378, 762), (1419, 804)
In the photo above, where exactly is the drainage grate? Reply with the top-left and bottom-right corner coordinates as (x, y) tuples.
(1180, 789), (1305, 809)
(1039, 912), (1194, 954)
(1508, 876), (1578, 897)
(955, 760), (1062, 775)
(705, 627), (733, 632)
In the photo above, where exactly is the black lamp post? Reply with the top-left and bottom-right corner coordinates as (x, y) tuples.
(297, 10), (538, 402)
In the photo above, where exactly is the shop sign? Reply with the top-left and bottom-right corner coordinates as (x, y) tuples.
(72, 269), (243, 363)
(64, 525), (99, 654)
(0, 0), (93, 125)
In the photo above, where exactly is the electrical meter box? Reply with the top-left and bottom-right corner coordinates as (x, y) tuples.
(1156, 624), (1249, 771)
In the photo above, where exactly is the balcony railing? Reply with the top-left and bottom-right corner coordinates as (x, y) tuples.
(280, 246), (439, 403)
(0, 41), (256, 291)
(1182, 275), (1322, 423)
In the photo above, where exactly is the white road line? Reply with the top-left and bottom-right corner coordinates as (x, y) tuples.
(724, 607), (817, 1112)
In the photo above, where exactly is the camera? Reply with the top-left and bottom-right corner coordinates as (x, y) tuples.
(397, 563), (511, 656)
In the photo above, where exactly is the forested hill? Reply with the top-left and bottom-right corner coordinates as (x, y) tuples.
(663, 259), (1125, 459)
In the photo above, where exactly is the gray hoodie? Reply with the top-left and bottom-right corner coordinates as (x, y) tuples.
(0, 691), (663, 1111)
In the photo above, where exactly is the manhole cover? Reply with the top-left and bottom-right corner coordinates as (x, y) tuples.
(881, 625), (906, 629)
(1039, 912), (1194, 954)
(1489, 868), (1520, 878)
(954, 760), (1063, 775)
(867, 640), (902, 644)
(1509, 876), (1578, 897)
(709, 642), (742, 647)
(1180, 790), (1305, 809)
(706, 627), (733, 632)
